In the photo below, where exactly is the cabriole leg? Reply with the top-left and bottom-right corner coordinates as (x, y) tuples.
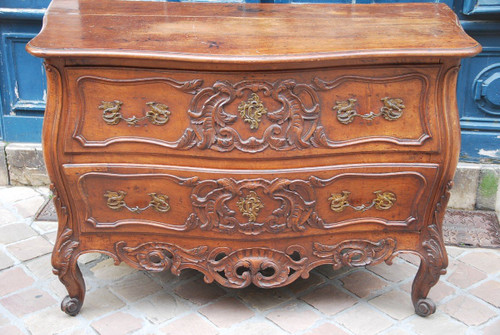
(411, 224), (448, 317)
(52, 228), (85, 316)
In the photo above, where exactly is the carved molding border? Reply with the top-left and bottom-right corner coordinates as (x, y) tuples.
(115, 238), (397, 289)
(72, 73), (431, 153)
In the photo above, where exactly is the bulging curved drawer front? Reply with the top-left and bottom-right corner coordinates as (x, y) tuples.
(63, 65), (441, 158)
(63, 164), (439, 237)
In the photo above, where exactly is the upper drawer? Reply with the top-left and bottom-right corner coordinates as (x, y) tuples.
(63, 66), (442, 158)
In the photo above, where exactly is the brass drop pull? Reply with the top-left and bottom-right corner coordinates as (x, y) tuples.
(236, 191), (264, 222)
(328, 190), (396, 212)
(100, 101), (171, 126)
(104, 191), (170, 214)
(333, 97), (405, 124)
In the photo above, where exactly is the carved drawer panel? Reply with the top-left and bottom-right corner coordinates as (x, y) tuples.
(63, 163), (439, 237)
(63, 66), (441, 158)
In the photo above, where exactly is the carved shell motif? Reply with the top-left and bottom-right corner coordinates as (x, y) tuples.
(207, 247), (307, 288)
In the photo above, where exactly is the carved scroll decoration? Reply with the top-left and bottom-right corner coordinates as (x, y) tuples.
(104, 190), (170, 214)
(333, 97), (405, 124)
(114, 238), (397, 289)
(238, 93), (268, 130)
(313, 238), (397, 269)
(328, 190), (397, 212)
(115, 241), (208, 273)
(185, 79), (321, 152)
(100, 100), (171, 126)
(189, 178), (317, 234)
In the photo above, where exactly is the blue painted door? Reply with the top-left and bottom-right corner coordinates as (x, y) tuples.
(454, 0), (500, 163)
(0, 0), (50, 142)
(2, 0), (499, 163)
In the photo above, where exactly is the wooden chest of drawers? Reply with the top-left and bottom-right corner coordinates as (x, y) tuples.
(27, 0), (480, 317)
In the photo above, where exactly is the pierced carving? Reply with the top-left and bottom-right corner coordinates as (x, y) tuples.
(237, 191), (264, 223)
(114, 240), (398, 289)
(104, 190), (170, 214)
(100, 100), (171, 126)
(328, 190), (396, 212)
(207, 247), (308, 288)
(313, 238), (397, 269)
(333, 97), (405, 124)
(238, 93), (268, 130)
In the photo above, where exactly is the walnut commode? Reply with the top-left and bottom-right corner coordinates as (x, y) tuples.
(27, 0), (481, 317)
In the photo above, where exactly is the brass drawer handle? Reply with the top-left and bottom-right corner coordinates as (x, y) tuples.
(100, 100), (171, 126)
(328, 190), (396, 212)
(104, 191), (170, 214)
(334, 97), (405, 124)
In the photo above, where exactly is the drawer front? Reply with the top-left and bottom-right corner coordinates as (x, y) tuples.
(63, 164), (439, 237)
(63, 66), (441, 158)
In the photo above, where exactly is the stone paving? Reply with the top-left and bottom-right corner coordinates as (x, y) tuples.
(0, 186), (499, 335)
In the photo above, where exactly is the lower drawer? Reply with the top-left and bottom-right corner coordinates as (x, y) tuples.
(63, 163), (439, 237)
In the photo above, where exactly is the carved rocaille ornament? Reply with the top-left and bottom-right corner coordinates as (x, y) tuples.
(115, 238), (397, 289)
(313, 238), (397, 269)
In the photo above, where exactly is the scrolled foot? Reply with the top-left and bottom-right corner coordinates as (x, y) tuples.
(415, 298), (436, 317)
(61, 295), (82, 316)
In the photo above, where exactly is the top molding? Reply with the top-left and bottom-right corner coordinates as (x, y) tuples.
(27, 1), (481, 69)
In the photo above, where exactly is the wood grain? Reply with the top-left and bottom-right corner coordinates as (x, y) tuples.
(27, 0), (481, 318)
(27, 1), (480, 69)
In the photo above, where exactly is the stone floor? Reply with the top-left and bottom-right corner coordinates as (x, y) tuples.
(0, 187), (499, 335)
